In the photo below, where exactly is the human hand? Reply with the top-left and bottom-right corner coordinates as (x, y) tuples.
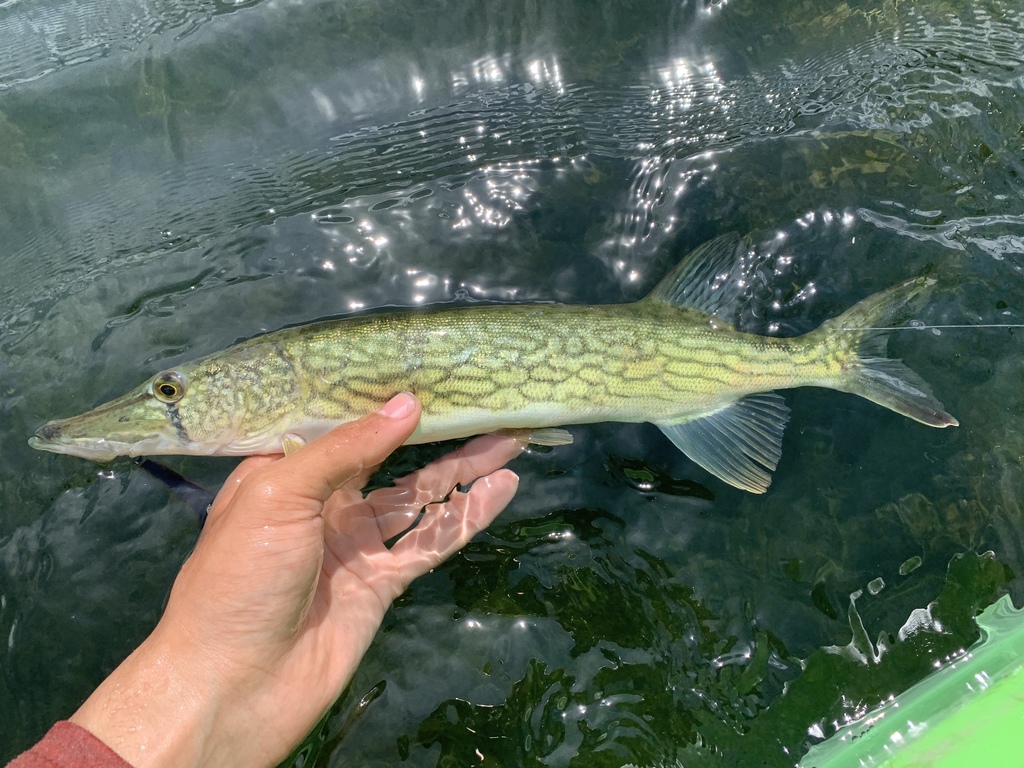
(70, 393), (523, 768)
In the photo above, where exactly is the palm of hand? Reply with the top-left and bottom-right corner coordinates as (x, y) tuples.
(158, 420), (522, 766)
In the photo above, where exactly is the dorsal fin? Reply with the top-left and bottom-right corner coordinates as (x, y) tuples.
(644, 233), (755, 325)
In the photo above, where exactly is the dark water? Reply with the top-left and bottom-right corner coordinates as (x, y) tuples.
(2, 0), (1024, 764)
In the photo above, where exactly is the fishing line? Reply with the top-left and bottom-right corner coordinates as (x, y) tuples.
(839, 323), (1024, 332)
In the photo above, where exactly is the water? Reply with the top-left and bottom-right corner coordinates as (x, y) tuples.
(2, 0), (1023, 764)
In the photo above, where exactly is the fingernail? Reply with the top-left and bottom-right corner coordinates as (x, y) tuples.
(378, 392), (417, 419)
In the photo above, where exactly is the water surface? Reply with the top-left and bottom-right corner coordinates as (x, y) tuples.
(2, 0), (1024, 765)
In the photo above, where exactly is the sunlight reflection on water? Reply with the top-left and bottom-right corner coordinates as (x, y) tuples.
(3, 0), (1024, 765)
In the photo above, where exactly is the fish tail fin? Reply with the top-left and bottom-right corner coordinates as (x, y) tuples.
(820, 276), (958, 428)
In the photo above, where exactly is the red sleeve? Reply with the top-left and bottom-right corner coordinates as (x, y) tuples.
(7, 722), (134, 768)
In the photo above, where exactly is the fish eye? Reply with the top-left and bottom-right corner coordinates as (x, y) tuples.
(153, 371), (187, 404)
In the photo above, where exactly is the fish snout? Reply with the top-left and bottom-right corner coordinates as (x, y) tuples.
(35, 421), (63, 442)
(29, 419), (71, 453)
(29, 417), (123, 461)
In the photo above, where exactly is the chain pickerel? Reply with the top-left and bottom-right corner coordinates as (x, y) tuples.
(29, 235), (957, 493)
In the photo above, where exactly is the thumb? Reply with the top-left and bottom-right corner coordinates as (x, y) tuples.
(214, 393), (423, 524)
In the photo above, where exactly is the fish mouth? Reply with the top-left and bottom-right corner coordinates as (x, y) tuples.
(29, 429), (130, 462)
(29, 420), (168, 462)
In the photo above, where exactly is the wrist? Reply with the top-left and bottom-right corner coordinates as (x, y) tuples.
(70, 626), (226, 768)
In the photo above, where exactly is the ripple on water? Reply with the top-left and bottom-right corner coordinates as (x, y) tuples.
(4, 0), (1024, 764)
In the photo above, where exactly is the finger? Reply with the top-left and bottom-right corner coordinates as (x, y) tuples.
(389, 468), (519, 587)
(366, 433), (525, 541)
(236, 393), (422, 516)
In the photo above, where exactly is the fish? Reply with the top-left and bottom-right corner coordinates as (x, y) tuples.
(29, 234), (957, 493)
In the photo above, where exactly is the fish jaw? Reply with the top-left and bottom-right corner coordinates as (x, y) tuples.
(28, 431), (173, 461)
(28, 387), (194, 461)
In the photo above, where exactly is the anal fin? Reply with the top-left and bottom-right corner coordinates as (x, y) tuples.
(656, 392), (790, 494)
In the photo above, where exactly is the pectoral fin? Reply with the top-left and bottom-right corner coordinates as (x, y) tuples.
(495, 427), (574, 447)
(657, 392), (790, 494)
(282, 433), (307, 456)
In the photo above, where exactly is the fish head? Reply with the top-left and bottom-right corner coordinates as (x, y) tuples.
(29, 347), (298, 461)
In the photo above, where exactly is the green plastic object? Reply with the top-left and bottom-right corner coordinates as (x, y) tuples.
(800, 594), (1024, 768)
